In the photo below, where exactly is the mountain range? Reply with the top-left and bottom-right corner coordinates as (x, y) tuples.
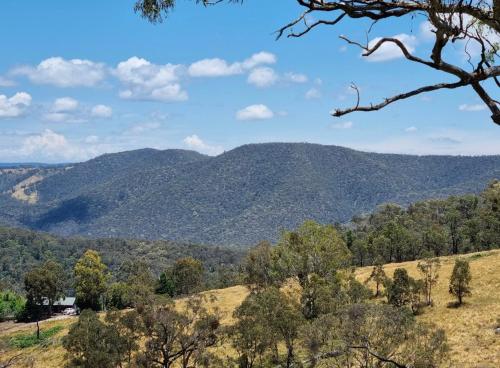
(1, 143), (499, 245)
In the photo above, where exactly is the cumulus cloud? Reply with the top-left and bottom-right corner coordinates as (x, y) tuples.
(12, 57), (106, 87)
(458, 103), (486, 112)
(241, 51), (277, 69)
(236, 104), (274, 121)
(331, 121), (353, 129)
(114, 57), (187, 102)
(405, 126), (418, 133)
(247, 67), (278, 88)
(365, 34), (417, 62)
(188, 58), (243, 77)
(125, 122), (161, 135)
(91, 104), (113, 118)
(183, 134), (224, 156)
(284, 72), (308, 83)
(53, 97), (79, 112)
(18, 129), (99, 161)
(0, 76), (15, 87)
(188, 51), (277, 78)
(43, 97), (85, 123)
(305, 88), (321, 100)
(0, 92), (32, 118)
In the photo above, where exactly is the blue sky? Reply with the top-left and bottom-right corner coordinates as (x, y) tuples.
(0, 0), (499, 162)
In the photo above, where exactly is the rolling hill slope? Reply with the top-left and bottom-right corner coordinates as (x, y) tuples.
(2, 250), (498, 368)
(1, 143), (499, 245)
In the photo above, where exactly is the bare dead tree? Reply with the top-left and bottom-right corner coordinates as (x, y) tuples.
(135, 1), (499, 125)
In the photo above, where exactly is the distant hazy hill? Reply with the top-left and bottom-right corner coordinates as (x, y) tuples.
(1, 143), (499, 245)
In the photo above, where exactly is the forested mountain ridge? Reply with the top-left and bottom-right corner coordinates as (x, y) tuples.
(0, 143), (499, 245)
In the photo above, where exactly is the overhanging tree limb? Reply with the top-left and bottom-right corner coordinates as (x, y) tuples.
(134, 0), (500, 125)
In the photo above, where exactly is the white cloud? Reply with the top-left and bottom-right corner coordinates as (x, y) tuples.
(365, 34), (417, 62)
(18, 129), (98, 161)
(458, 103), (486, 112)
(188, 58), (243, 77)
(91, 104), (113, 118)
(0, 92), (32, 118)
(419, 21), (436, 41)
(188, 51), (276, 77)
(43, 112), (72, 123)
(458, 104), (486, 112)
(284, 72), (308, 83)
(331, 121), (353, 129)
(0, 76), (15, 87)
(241, 51), (277, 69)
(53, 97), (79, 112)
(405, 126), (418, 133)
(43, 97), (84, 123)
(114, 57), (187, 102)
(236, 104), (274, 121)
(183, 134), (224, 156)
(305, 88), (321, 100)
(12, 57), (106, 87)
(247, 67), (278, 88)
(125, 122), (161, 135)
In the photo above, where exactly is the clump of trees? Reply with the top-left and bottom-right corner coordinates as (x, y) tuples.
(0, 290), (25, 322)
(229, 221), (448, 367)
(346, 182), (500, 267)
(58, 220), (453, 367)
(63, 294), (221, 368)
(156, 257), (204, 297)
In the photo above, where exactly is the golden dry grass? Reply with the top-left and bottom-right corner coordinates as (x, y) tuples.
(1, 250), (499, 367)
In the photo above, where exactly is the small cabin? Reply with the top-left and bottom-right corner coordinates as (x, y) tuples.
(43, 296), (77, 314)
(53, 297), (76, 313)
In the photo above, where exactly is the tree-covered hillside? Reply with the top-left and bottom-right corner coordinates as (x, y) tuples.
(0, 226), (244, 292)
(0, 143), (499, 245)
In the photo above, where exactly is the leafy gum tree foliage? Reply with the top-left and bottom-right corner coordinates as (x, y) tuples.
(364, 259), (387, 298)
(74, 250), (107, 311)
(63, 309), (130, 368)
(241, 240), (277, 290)
(449, 258), (472, 305)
(386, 268), (424, 314)
(138, 295), (221, 368)
(157, 257), (204, 297)
(107, 259), (156, 311)
(302, 304), (448, 368)
(273, 221), (352, 319)
(417, 255), (441, 306)
(231, 287), (304, 368)
(24, 260), (65, 338)
(0, 290), (25, 322)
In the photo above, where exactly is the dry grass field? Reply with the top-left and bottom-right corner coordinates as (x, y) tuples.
(1, 250), (499, 367)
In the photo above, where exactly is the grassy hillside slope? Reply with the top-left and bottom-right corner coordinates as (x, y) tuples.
(2, 250), (499, 367)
